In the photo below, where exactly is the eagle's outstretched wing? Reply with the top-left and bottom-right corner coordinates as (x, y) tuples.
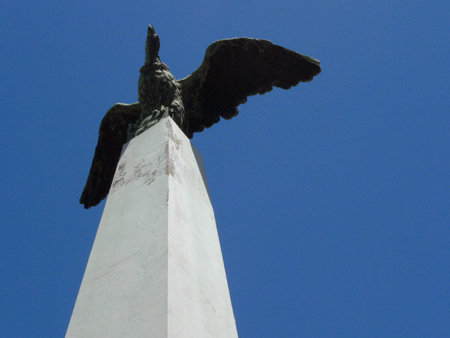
(80, 103), (141, 209)
(178, 38), (321, 138)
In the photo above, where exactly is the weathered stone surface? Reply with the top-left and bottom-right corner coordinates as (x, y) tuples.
(67, 117), (238, 338)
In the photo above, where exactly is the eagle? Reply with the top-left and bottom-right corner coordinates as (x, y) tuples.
(80, 25), (321, 209)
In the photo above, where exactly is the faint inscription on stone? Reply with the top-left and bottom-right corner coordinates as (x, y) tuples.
(110, 157), (162, 195)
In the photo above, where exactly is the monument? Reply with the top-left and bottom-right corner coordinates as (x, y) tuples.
(67, 25), (321, 337)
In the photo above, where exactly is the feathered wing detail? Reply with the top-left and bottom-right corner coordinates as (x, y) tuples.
(80, 32), (321, 209)
(178, 38), (321, 138)
(80, 103), (141, 209)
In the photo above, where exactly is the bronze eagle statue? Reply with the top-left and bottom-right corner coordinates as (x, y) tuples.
(80, 25), (321, 209)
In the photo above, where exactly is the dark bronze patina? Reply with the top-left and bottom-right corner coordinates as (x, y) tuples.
(80, 25), (321, 209)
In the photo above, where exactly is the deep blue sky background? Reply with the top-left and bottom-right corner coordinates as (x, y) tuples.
(1, 1), (449, 337)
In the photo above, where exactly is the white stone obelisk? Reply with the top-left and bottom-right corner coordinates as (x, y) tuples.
(66, 117), (238, 338)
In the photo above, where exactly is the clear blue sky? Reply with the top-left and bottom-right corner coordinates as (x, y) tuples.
(1, 1), (449, 337)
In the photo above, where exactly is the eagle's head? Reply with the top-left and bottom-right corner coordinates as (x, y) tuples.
(144, 25), (161, 65)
